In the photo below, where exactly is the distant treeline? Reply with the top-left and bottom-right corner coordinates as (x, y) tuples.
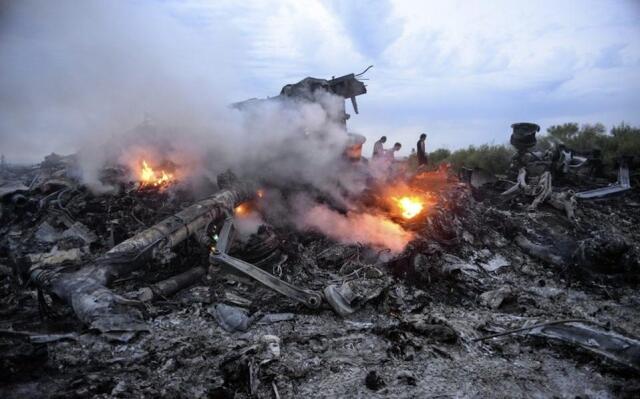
(410, 122), (640, 175)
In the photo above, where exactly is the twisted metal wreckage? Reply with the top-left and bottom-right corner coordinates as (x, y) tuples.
(29, 173), (256, 336)
(493, 122), (632, 220)
(23, 70), (373, 337)
(2, 70), (640, 395)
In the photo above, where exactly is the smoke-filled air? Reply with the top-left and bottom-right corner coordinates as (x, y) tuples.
(0, 0), (411, 251)
(3, 1), (640, 396)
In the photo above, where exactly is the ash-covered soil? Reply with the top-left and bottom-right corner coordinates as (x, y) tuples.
(2, 159), (640, 398)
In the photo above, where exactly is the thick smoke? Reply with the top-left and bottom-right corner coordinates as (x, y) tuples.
(0, 0), (353, 192)
(0, 1), (414, 251)
(0, 1), (239, 164)
(299, 203), (413, 252)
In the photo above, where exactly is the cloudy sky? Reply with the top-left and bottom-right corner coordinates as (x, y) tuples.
(172, 0), (640, 154)
(1, 0), (639, 160)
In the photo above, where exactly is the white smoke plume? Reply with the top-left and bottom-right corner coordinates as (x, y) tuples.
(0, 1), (356, 194)
(0, 1), (415, 252)
(299, 203), (413, 253)
(0, 1), (238, 163)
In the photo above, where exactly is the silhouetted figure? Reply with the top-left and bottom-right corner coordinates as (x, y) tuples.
(417, 133), (428, 166)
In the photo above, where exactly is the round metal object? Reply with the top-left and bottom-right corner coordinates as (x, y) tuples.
(510, 122), (540, 152)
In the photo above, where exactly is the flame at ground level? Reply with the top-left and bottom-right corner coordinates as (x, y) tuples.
(234, 202), (249, 216)
(389, 168), (448, 219)
(394, 196), (424, 219)
(139, 160), (174, 187)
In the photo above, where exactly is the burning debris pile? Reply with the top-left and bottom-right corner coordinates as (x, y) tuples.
(139, 160), (174, 189)
(2, 76), (640, 398)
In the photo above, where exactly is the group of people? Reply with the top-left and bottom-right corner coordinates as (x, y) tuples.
(372, 133), (428, 166)
(372, 136), (400, 161)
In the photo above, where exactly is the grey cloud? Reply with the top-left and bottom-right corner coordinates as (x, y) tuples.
(325, 0), (403, 60)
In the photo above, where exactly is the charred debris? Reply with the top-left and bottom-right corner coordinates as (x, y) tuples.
(2, 72), (640, 398)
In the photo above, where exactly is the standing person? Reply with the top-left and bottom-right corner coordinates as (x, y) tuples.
(385, 142), (402, 160)
(417, 133), (428, 166)
(372, 136), (387, 158)
(384, 142), (403, 180)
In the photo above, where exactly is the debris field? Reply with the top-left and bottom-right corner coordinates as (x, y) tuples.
(1, 76), (640, 398)
(1, 150), (639, 398)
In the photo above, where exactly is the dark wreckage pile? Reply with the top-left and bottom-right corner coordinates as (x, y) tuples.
(1, 70), (640, 398)
(1, 143), (640, 398)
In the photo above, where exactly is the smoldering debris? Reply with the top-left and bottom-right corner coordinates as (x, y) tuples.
(2, 82), (640, 398)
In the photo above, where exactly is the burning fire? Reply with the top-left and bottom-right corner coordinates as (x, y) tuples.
(233, 191), (265, 217)
(139, 160), (174, 187)
(394, 196), (424, 219)
(234, 202), (249, 216)
(379, 175), (440, 221)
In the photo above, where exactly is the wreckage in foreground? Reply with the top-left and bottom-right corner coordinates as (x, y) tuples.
(2, 79), (640, 397)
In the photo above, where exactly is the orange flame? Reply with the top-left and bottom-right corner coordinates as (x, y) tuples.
(383, 180), (436, 220)
(234, 202), (249, 216)
(139, 160), (174, 187)
(393, 196), (424, 219)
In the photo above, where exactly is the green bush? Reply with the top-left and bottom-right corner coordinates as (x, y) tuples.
(427, 144), (514, 175)
(429, 148), (451, 164)
(606, 123), (640, 161)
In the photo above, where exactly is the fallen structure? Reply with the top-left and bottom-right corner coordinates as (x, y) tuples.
(501, 168), (577, 219)
(233, 69), (370, 161)
(232, 68), (369, 128)
(29, 172), (256, 337)
(1, 114), (640, 396)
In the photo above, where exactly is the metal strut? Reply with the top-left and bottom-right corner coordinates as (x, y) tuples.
(210, 219), (322, 309)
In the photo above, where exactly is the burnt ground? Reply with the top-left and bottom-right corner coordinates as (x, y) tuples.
(2, 159), (640, 398)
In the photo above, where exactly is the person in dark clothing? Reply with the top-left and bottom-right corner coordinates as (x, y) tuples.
(417, 133), (428, 166)
(373, 136), (387, 159)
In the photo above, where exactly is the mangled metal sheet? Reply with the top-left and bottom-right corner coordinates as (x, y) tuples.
(575, 163), (631, 199)
(528, 321), (640, 372)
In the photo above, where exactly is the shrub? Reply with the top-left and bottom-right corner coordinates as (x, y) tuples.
(427, 144), (513, 175)
(428, 148), (451, 164)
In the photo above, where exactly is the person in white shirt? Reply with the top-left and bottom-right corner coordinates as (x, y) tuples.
(385, 142), (402, 160)
(372, 136), (387, 158)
